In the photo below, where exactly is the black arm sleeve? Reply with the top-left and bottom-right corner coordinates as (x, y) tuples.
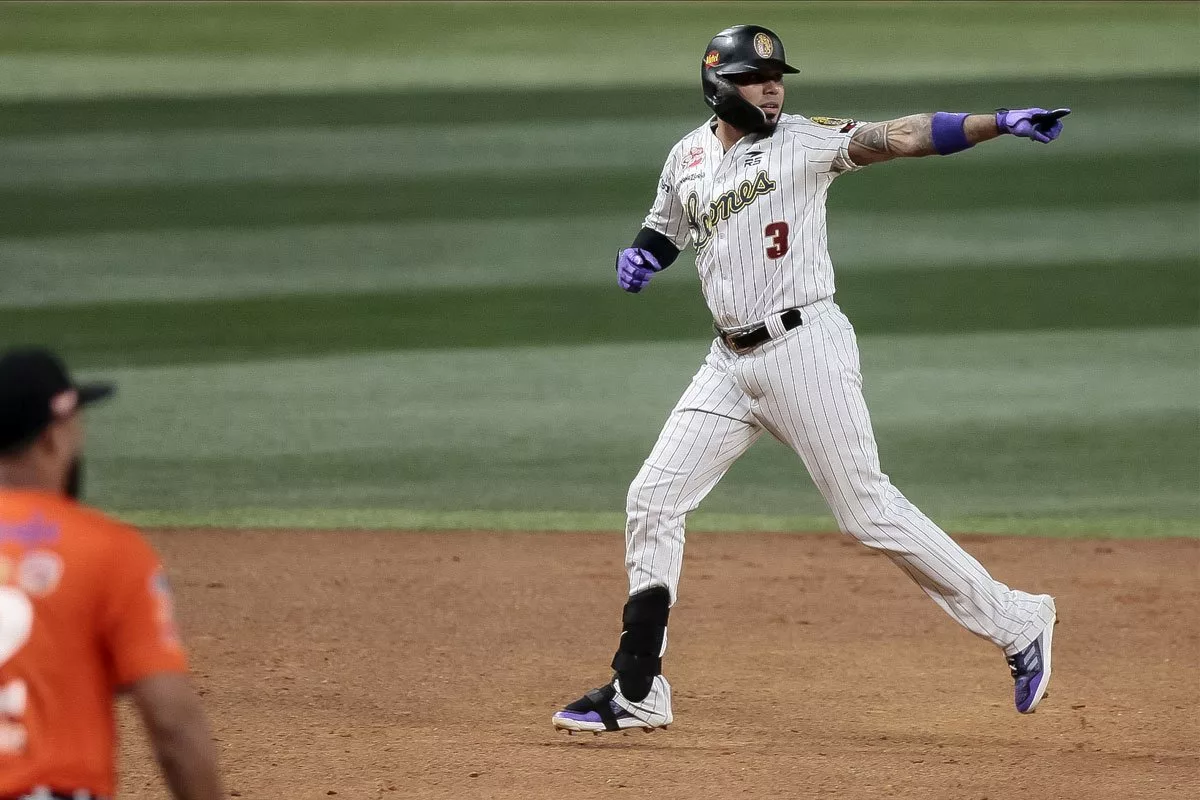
(632, 227), (681, 269)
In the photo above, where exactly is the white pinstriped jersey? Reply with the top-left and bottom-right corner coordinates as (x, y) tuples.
(643, 113), (861, 330)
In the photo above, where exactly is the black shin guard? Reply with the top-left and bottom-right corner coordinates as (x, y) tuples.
(610, 586), (670, 703)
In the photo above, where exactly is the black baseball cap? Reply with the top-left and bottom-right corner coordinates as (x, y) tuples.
(0, 348), (114, 454)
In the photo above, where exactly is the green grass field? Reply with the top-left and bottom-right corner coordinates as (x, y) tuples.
(1, 2), (1196, 536)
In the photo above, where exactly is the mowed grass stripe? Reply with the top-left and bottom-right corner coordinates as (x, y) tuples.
(6, 260), (1194, 369)
(76, 328), (1196, 526)
(4, 1), (1193, 58)
(1, 109), (1191, 189)
(0, 75), (1192, 136)
(3, 204), (1194, 309)
(873, 410), (1199, 518)
(0, 216), (638, 307)
(0, 118), (690, 188)
(831, 204), (1199, 273)
(3, 150), (1196, 237)
(78, 328), (1197, 460)
(87, 408), (1197, 526)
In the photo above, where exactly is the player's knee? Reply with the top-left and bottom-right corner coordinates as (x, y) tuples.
(625, 464), (681, 521)
(611, 586), (670, 703)
(837, 513), (890, 540)
(625, 470), (656, 519)
(831, 483), (898, 530)
(833, 500), (909, 544)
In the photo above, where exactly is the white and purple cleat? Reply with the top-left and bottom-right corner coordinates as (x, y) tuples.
(1008, 601), (1056, 714)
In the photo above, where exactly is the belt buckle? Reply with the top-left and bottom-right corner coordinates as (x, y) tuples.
(715, 324), (739, 353)
(721, 328), (757, 354)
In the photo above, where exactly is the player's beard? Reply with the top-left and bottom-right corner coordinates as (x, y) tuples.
(758, 105), (782, 134)
(65, 456), (83, 499)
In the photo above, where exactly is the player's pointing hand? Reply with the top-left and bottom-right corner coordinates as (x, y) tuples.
(616, 247), (663, 293)
(996, 107), (1070, 143)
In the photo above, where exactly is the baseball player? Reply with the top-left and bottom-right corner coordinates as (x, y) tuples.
(0, 349), (223, 799)
(553, 25), (1068, 734)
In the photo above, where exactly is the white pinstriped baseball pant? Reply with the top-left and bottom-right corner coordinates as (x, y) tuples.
(616, 298), (1055, 722)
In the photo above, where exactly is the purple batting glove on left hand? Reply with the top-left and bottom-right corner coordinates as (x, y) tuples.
(616, 247), (663, 293)
(996, 107), (1071, 143)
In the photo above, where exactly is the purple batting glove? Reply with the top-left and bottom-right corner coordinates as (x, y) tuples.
(995, 107), (1071, 143)
(616, 247), (662, 293)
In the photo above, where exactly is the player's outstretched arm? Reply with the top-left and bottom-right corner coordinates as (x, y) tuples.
(848, 107), (1070, 166)
(130, 673), (225, 800)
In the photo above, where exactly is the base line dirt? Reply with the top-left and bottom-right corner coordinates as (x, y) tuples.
(115, 530), (1199, 799)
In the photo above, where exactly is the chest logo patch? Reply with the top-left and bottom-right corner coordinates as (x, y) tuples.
(685, 169), (778, 251)
(682, 146), (705, 169)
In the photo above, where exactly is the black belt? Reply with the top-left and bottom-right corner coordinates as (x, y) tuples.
(719, 308), (803, 352)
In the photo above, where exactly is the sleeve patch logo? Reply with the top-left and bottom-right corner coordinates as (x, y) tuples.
(704, 51), (721, 69)
(810, 116), (858, 133)
(682, 146), (705, 169)
(16, 551), (63, 597)
(753, 33), (774, 59)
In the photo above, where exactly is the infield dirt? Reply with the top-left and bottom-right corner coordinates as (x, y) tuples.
(117, 530), (1198, 799)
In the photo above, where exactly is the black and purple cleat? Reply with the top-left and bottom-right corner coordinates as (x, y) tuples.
(552, 684), (666, 734)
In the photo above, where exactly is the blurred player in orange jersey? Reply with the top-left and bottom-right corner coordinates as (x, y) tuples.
(0, 349), (222, 800)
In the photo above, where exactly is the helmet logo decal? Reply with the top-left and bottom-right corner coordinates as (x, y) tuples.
(753, 32), (774, 59)
(704, 50), (721, 69)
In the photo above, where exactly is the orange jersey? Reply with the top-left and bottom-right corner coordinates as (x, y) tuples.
(0, 489), (188, 797)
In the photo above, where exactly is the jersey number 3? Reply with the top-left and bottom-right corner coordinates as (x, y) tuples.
(764, 222), (790, 259)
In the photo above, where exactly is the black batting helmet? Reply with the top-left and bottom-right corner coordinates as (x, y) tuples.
(701, 25), (799, 133)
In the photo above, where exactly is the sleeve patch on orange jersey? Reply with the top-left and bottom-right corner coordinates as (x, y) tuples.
(16, 551), (64, 597)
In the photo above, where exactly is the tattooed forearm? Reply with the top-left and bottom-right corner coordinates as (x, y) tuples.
(849, 114), (935, 163)
(851, 121), (891, 154)
(848, 113), (1001, 166)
